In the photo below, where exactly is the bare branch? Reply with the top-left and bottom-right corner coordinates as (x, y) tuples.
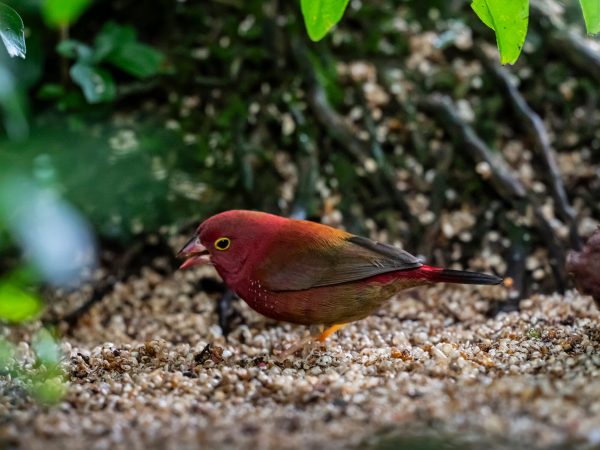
(291, 38), (420, 244)
(418, 94), (568, 291)
(475, 46), (582, 251)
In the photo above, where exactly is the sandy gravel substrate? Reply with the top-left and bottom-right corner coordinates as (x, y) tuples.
(1, 263), (599, 450)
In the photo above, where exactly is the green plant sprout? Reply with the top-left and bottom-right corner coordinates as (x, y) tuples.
(0, 328), (67, 405)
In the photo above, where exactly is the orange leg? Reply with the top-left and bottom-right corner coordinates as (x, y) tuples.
(317, 323), (347, 343)
(277, 323), (348, 360)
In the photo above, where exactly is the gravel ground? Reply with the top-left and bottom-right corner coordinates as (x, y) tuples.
(1, 262), (599, 450)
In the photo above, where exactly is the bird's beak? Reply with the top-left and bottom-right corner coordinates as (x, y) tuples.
(177, 236), (210, 269)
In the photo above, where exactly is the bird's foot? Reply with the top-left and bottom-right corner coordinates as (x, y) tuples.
(316, 323), (346, 343)
(276, 335), (322, 361)
(275, 323), (347, 361)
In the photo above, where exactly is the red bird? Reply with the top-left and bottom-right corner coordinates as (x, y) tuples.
(178, 210), (502, 348)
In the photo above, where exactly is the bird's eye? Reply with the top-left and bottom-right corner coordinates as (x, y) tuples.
(214, 237), (231, 251)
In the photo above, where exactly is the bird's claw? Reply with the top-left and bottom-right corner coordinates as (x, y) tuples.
(275, 336), (323, 362)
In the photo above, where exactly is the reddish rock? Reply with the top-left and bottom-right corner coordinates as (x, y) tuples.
(567, 227), (600, 307)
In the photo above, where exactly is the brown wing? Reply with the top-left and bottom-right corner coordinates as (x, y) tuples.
(255, 221), (422, 292)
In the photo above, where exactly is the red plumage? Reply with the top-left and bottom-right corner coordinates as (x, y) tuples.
(178, 210), (502, 329)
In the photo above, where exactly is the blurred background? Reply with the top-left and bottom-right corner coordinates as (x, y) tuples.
(0, 0), (598, 328)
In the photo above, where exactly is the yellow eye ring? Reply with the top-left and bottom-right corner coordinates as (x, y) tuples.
(214, 237), (231, 251)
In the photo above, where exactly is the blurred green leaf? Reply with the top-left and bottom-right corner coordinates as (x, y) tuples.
(31, 376), (67, 405)
(94, 21), (136, 60)
(70, 62), (116, 103)
(42, 0), (91, 27)
(0, 280), (43, 323)
(579, 0), (600, 34)
(4, 266), (42, 287)
(0, 338), (14, 368)
(56, 39), (94, 62)
(52, 23), (162, 104)
(471, 0), (529, 64)
(0, 330), (66, 405)
(0, 3), (26, 58)
(32, 328), (61, 367)
(93, 23), (164, 78)
(301, 0), (350, 41)
(106, 41), (163, 78)
(0, 121), (206, 241)
(0, 67), (28, 139)
(37, 83), (66, 100)
(307, 50), (343, 107)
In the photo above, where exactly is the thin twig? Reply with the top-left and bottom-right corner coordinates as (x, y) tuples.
(355, 87), (424, 240)
(418, 94), (567, 291)
(504, 220), (529, 308)
(289, 103), (320, 219)
(218, 289), (237, 338)
(420, 144), (454, 260)
(475, 46), (582, 251)
(376, 63), (432, 168)
(291, 38), (419, 245)
(418, 95), (527, 200)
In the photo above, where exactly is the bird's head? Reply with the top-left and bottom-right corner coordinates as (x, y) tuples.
(177, 210), (286, 278)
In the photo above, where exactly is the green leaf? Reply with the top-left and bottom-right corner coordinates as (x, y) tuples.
(94, 22), (163, 78)
(301, 0), (350, 42)
(0, 67), (28, 139)
(106, 42), (163, 78)
(0, 3), (26, 58)
(31, 376), (67, 405)
(0, 281), (43, 323)
(70, 63), (116, 103)
(471, 0), (494, 29)
(580, 0), (600, 34)
(471, 0), (529, 65)
(94, 22), (136, 61)
(32, 328), (61, 367)
(4, 266), (42, 288)
(42, 0), (91, 27)
(56, 39), (94, 62)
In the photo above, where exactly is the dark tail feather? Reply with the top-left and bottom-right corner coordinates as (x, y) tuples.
(423, 267), (503, 285)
